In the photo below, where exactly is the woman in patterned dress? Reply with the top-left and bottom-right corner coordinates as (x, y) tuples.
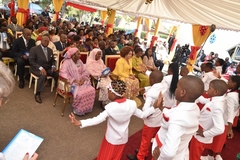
(60, 47), (96, 115)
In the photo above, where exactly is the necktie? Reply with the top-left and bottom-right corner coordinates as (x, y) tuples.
(62, 43), (65, 50)
(44, 48), (48, 61)
(26, 40), (28, 48)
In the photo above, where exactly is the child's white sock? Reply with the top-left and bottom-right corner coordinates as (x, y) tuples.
(207, 155), (214, 160)
(215, 154), (223, 160)
(200, 156), (208, 160)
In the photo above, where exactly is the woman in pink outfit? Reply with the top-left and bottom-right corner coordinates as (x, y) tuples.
(86, 48), (112, 107)
(60, 48), (95, 115)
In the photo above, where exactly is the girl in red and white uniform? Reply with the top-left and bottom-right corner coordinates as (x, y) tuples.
(69, 80), (159, 160)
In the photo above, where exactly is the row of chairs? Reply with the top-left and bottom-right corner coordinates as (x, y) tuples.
(3, 53), (121, 116)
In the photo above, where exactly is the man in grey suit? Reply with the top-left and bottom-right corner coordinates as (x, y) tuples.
(29, 36), (59, 103)
(7, 16), (23, 36)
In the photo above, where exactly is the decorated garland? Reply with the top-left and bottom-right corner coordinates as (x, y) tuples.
(199, 26), (208, 36)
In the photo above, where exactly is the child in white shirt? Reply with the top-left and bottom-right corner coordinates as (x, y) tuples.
(189, 79), (228, 160)
(204, 76), (240, 160)
(128, 70), (167, 160)
(152, 75), (204, 160)
(69, 80), (159, 160)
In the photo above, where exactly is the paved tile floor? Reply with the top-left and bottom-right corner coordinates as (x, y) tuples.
(0, 77), (143, 160)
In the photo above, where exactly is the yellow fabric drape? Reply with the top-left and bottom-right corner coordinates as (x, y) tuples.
(154, 18), (160, 36)
(106, 10), (116, 36)
(169, 25), (180, 61)
(134, 17), (142, 37)
(187, 25), (211, 71)
(16, 0), (29, 26)
(52, 0), (64, 21)
(150, 18), (160, 48)
(100, 11), (107, 24)
(145, 18), (152, 38)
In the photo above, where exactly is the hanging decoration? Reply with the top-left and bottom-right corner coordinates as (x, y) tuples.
(209, 33), (216, 44)
(107, 8), (113, 16)
(199, 26), (208, 36)
(145, 0), (153, 4)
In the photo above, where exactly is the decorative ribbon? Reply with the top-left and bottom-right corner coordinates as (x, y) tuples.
(134, 29), (138, 36)
(199, 26), (208, 36)
(105, 24), (113, 34)
(8, 1), (15, 18)
(149, 36), (158, 49)
(55, 12), (59, 21)
(18, 8), (30, 25)
(145, 30), (151, 38)
(189, 46), (201, 60)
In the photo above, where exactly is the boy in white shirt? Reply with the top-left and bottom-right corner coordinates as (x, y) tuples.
(69, 80), (160, 160)
(128, 70), (167, 160)
(189, 79), (228, 160)
(152, 75), (204, 160)
(202, 63), (218, 92)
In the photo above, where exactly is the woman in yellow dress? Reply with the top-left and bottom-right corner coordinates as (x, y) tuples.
(112, 46), (141, 106)
(132, 47), (149, 88)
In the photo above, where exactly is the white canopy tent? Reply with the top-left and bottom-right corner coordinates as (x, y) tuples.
(69, 0), (240, 31)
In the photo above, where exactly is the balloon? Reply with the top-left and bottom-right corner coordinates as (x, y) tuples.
(209, 33), (216, 44)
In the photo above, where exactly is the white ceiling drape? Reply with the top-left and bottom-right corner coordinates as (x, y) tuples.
(69, 0), (240, 31)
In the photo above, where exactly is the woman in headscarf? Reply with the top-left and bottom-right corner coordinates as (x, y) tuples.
(60, 48), (96, 115)
(86, 48), (111, 107)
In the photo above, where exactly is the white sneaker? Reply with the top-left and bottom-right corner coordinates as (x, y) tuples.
(207, 155), (214, 160)
(200, 156), (208, 160)
(215, 155), (223, 160)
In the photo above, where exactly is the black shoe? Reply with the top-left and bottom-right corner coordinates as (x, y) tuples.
(127, 154), (137, 160)
(24, 73), (30, 81)
(19, 81), (24, 89)
(35, 95), (42, 104)
(135, 149), (139, 154)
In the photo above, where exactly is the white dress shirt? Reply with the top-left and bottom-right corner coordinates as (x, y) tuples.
(143, 83), (167, 127)
(80, 99), (156, 145)
(152, 102), (200, 160)
(194, 95), (225, 143)
(226, 92), (239, 124)
(162, 75), (177, 107)
(202, 71), (218, 91)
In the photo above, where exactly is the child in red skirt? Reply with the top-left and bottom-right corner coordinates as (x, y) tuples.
(203, 76), (240, 160)
(189, 79), (228, 160)
(69, 80), (159, 160)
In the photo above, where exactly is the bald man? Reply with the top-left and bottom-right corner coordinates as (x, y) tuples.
(12, 28), (36, 88)
(29, 35), (58, 103)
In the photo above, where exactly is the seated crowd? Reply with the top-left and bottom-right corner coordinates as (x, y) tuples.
(0, 13), (240, 160)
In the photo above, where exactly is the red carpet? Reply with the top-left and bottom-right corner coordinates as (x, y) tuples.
(94, 128), (240, 160)
(121, 128), (240, 160)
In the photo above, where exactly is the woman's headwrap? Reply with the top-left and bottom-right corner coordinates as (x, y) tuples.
(64, 47), (79, 59)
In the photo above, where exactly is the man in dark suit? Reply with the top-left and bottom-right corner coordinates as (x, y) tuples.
(168, 35), (175, 55)
(29, 35), (59, 103)
(7, 16), (23, 36)
(12, 28), (35, 88)
(54, 33), (67, 55)
(105, 40), (117, 55)
(54, 33), (67, 66)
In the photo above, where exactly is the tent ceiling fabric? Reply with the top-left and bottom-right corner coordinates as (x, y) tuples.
(69, 0), (240, 31)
